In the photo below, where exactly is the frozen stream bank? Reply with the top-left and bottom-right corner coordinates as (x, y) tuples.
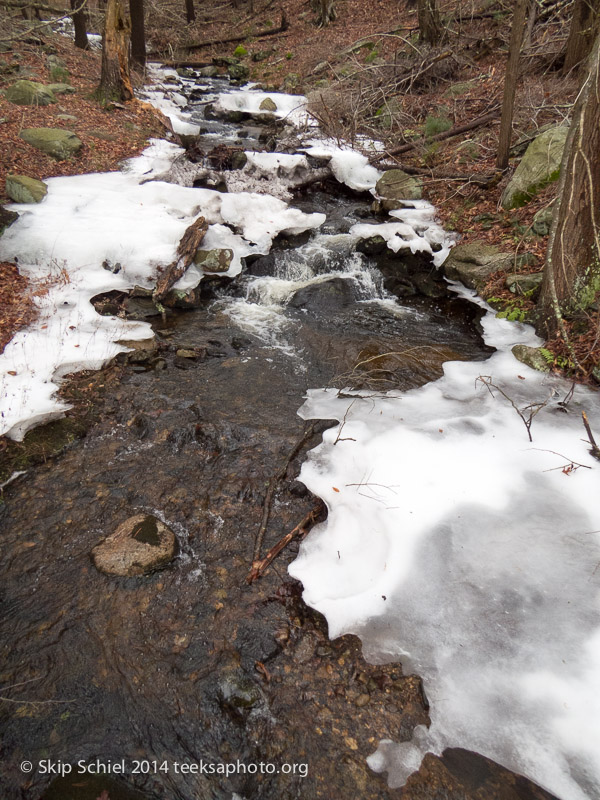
(0, 66), (599, 800)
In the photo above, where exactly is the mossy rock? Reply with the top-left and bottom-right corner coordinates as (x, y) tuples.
(0, 205), (19, 237)
(194, 248), (233, 273)
(5, 79), (55, 106)
(501, 126), (568, 210)
(375, 169), (423, 207)
(19, 128), (83, 160)
(46, 82), (75, 95)
(49, 65), (70, 83)
(511, 344), (551, 372)
(442, 242), (534, 290)
(531, 205), (554, 236)
(259, 96), (278, 112)
(5, 174), (48, 203)
(227, 63), (250, 83)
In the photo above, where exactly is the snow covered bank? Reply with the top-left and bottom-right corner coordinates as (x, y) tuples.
(289, 287), (600, 800)
(0, 139), (324, 440)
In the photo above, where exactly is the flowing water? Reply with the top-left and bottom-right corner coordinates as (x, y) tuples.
(0, 72), (511, 800)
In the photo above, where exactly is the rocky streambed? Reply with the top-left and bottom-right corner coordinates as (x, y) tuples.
(0, 69), (561, 800)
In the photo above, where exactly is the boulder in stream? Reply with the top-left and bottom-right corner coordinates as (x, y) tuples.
(375, 169), (423, 209)
(288, 276), (359, 313)
(92, 514), (177, 577)
(442, 242), (533, 291)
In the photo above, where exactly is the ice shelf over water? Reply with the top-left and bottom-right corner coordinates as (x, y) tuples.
(0, 138), (324, 440)
(289, 286), (600, 800)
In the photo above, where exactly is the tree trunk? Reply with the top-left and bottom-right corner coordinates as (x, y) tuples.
(71, 0), (89, 50)
(312, 0), (336, 27)
(185, 0), (195, 23)
(417, 0), (442, 45)
(563, 0), (599, 75)
(97, 0), (133, 102)
(536, 31), (600, 339)
(129, 0), (145, 67)
(496, 0), (529, 170)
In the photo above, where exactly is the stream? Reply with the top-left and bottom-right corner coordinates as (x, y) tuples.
(1, 69), (598, 800)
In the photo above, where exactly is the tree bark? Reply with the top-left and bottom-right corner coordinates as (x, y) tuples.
(417, 0), (442, 45)
(71, 0), (89, 49)
(496, 0), (529, 170)
(536, 31), (600, 338)
(312, 0), (336, 27)
(563, 0), (599, 75)
(185, 0), (195, 23)
(97, 0), (133, 102)
(153, 216), (209, 302)
(129, 0), (146, 67)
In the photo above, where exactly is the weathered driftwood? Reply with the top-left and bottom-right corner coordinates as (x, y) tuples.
(153, 216), (208, 302)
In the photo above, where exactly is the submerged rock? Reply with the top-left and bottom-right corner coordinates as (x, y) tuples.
(5, 174), (47, 203)
(19, 127), (82, 160)
(501, 126), (568, 209)
(92, 514), (177, 577)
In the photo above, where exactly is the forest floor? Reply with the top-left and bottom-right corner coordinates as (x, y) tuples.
(0, 0), (598, 378)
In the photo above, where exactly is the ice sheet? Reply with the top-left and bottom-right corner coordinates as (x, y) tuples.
(289, 289), (600, 800)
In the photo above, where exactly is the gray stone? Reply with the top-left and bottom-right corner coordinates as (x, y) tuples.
(288, 277), (358, 313)
(92, 514), (177, 576)
(511, 344), (551, 373)
(259, 96), (277, 112)
(194, 248), (233, 273)
(355, 234), (387, 256)
(49, 65), (70, 83)
(197, 66), (219, 78)
(20, 128), (82, 160)
(532, 205), (554, 236)
(46, 82), (75, 95)
(56, 113), (77, 121)
(505, 272), (543, 295)
(5, 79), (55, 106)
(442, 241), (533, 290)
(501, 126), (568, 209)
(375, 169), (423, 209)
(218, 672), (265, 716)
(0, 206), (19, 237)
(5, 174), (47, 203)
(227, 63), (249, 82)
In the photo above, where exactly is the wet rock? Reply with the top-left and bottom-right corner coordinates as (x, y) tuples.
(259, 96), (278, 112)
(5, 174), (47, 203)
(194, 247), (233, 273)
(234, 619), (280, 668)
(164, 286), (202, 309)
(218, 671), (266, 718)
(117, 337), (157, 364)
(92, 514), (177, 577)
(501, 126), (568, 209)
(356, 234), (387, 256)
(288, 277), (359, 313)
(176, 348), (200, 358)
(293, 635), (317, 664)
(505, 272), (543, 296)
(0, 205), (19, 236)
(124, 295), (161, 319)
(412, 272), (448, 298)
(375, 169), (423, 209)
(5, 79), (55, 105)
(511, 344), (551, 372)
(19, 127), (82, 160)
(400, 748), (559, 800)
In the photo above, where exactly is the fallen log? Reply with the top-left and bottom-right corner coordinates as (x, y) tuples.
(186, 10), (288, 51)
(376, 107), (501, 160)
(153, 215), (208, 302)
